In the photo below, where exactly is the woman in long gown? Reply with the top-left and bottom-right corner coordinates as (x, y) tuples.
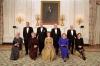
(58, 33), (69, 62)
(75, 33), (86, 60)
(29, 32), (38, 60)
(10, 32), (23, 60)
(42, 32), (55, 61)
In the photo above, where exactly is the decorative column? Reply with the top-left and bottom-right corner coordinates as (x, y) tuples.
(89, 0), (97, 45)
(0, 0), (3, 44)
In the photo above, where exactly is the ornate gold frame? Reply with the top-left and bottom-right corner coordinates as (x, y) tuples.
(41, 1), (60, 25)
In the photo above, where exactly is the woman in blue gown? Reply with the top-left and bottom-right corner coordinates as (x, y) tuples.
(58, 33), (69, 62)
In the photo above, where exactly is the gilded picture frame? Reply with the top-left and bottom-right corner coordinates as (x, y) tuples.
(41, 1), (60, 25)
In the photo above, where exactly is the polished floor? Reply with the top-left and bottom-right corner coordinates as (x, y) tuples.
(0, 44), (100, 66)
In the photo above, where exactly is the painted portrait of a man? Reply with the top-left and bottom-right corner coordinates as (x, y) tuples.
(41, 1), (60, 24)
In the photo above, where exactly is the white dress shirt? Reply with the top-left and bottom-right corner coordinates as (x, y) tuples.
(41, 27), (43, 32)
(26, 27), (29, 33)
(55, 29), (57, 34)
(71, 30), (73, 35)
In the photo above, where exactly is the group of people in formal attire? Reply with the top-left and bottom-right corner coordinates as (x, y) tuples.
(10, 22), (86, 62)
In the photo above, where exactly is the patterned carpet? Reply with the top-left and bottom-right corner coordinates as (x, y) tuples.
(0, 45), (100, 66)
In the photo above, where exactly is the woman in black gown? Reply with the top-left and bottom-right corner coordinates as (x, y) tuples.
(10, 32), (23, 60)
(75, 33), (86, 60)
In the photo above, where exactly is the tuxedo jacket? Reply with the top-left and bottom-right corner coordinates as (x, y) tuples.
(51, 28), (61, 41)
(67, 29), (77, 39)
(23, 27), (33, 39)
(36, 27), (47, 40)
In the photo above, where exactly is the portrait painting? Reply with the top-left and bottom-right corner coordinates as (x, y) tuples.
(41, 1), (60, 25)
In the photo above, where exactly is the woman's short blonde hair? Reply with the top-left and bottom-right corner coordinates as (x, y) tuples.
(62, 33), (67, 37)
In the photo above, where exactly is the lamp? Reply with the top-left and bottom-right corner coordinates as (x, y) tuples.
(35, 15), (40, 26)
(76, 16), (83, 25)
(60, 15), (65, 26)
(76, 16), (84, 36)
(16, 16), (24, 24)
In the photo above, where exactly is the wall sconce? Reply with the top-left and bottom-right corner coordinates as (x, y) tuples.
(60, 15), (65, 26)
(35, 15), (40, 26)
(16, 16), (24, 24)
(76, 16), (83, 25)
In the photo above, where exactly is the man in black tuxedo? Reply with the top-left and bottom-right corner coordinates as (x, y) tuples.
(67, 25), (77, 54)
(51, 24), (61, 55)
(36, 23), (47, 55)
(23, 22), (33, 55)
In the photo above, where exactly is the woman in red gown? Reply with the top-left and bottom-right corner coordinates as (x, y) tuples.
(29, 32), (38, 60)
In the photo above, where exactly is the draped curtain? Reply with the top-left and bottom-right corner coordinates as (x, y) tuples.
(89, 0), (100, 44)
(94, 2), (100, 44)
(0, 0), (3, 44)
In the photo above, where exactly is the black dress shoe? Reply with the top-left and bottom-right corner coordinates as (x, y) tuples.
(64, 60), (66, 62)
(82, 57), (86, 60)
(33, 58), (36, 60)
(67, 55), (69, 58)
(71, 52), (74, 54)
(63, 58), (66, 62)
